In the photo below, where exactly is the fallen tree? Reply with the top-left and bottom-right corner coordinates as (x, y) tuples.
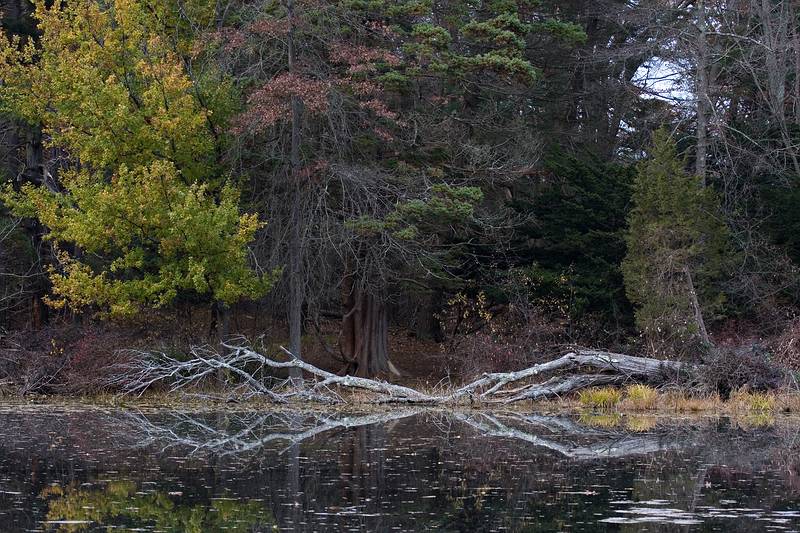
(110, 341), (691, 404)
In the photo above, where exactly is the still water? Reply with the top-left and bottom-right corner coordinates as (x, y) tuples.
(0, 406), (798, 532)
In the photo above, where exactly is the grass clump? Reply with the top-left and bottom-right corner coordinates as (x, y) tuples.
(731, 390), (776, 412)
(578, 386), (622, 409)
(622, 384), (658, 410)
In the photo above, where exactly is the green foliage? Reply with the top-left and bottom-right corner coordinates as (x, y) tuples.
(0, 0), (269, 317)
(461, 14), (529, 51)
(4, 162), (272, 316)
(532, 19), (587, 44)
(510, 151), (634, 325)
(346, 185), (484, 242)
(0, 0), (231, 181)
(622, 130), (729, 355)
(396, 0), (566, 85)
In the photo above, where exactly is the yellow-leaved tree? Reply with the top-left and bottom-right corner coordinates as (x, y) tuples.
(0, 0), (273, 318)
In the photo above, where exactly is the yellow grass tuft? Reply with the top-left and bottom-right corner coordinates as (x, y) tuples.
(622, 384), (658, 410)
(578, 386), (623, 409)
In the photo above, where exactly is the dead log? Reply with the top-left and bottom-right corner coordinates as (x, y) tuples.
(111, 341), (692, 404)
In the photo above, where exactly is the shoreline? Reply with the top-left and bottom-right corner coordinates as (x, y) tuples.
(2, 390), (800, 419)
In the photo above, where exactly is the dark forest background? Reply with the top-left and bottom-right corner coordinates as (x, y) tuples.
(2, 0), (800, 388)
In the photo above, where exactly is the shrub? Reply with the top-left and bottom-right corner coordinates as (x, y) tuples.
(699, 346), (786, 398)
(772, 318), (800, 371)
(578, 386), (622, 409)
(437, 291), (565, 377)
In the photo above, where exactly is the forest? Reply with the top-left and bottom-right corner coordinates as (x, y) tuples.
(1, 0), (800, 404)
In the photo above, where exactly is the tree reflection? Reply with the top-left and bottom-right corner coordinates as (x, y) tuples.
(41, 481), (272, 532)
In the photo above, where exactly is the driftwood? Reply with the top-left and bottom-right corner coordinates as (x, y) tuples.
(112, 340), (690, 404)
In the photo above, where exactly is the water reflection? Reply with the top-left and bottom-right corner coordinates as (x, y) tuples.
(0, 407), (797, 531)
(41, 481), (271, 532)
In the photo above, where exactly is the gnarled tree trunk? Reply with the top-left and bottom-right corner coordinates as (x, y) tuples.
(340, 274), (398, 377)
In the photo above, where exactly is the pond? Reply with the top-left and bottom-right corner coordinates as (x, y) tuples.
(0, 406), (798, 532)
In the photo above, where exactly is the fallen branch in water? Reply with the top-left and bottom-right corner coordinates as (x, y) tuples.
(111, 409), (693, 460)
(453, 412), (689, 459)
(120, 409), (424, 456)
(111, 340), (690, 404)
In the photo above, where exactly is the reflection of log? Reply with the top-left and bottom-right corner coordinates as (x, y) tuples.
(118, 409), (423, 456)
(454, 413), (688, 460)
(113, 409), (695, 462)
(112, 343), (690, 404)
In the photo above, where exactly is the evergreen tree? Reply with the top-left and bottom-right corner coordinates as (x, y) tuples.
(510, 151), (634, 334)
(622, 129), (729, 358)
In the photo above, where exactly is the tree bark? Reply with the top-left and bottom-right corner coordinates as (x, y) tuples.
(286, 0), (303, 380)
(684, 265), (712, 347)
(695, 0), (709, 183)
(340, 275), (398, 377)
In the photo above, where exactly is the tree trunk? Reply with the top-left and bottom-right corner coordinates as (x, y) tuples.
(695, 0), (709, 183)
(210, 301), (231, 384)
(340, 275), (398, 378)
(286, 0), (303, 380)
(411, 291), (444, 342)
(117, 345), (694, 404)
(684, 266), (712, 348)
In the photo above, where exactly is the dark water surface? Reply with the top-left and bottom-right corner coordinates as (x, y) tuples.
(0, 407), (798, 532)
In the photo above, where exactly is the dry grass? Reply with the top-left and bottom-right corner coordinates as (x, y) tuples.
(659, 390), (724, 412)
(729, 390), (776, 412)
(776, 391), (800, 413)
